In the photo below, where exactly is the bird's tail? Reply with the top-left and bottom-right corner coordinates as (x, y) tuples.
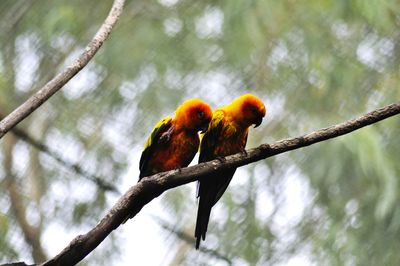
(195, 195), (213, 249)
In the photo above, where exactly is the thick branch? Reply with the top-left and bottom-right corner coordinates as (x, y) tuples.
(0, 0), (126, 139)
(42, 102), (400, 265)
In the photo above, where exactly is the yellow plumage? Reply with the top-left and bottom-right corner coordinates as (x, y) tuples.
(195, 94), (266, 248)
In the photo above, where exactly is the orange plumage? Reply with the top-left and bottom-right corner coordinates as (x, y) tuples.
(138, 99), (213, 180)
(195, 94), (266, 249)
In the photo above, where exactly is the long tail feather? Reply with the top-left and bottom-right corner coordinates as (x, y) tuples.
(195, 195), (213, 249)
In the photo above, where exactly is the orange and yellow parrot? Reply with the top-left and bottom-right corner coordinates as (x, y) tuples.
(138, 99), (213, 181)
(124, 99), (212, 223)
(195, 94), (266, 249)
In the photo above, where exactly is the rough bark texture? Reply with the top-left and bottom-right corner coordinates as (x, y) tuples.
(0, 0), (126, 139)
(39, 102), (399, 266)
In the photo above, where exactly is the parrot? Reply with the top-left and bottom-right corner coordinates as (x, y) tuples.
(194, 93), (266, 249)
(123, 99), (212, 223)
(138, 98), (212, 181)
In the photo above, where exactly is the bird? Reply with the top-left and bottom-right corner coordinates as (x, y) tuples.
(194, 93), (266, 249)
(138, 99), (212, 181)
(123, 99), (212, 223)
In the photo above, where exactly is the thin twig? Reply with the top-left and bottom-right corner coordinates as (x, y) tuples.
(0, 0), (126, 139)
(41, 102), (400, 265)
(0, 263), (36, 266)
(153, 216), (233, 265)
(3, 134), (47, 262)
(10, 124), (120, 194)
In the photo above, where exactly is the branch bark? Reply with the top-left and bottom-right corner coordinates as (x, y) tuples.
(42, 102), (400, 265)
(0, 0), (126, 139)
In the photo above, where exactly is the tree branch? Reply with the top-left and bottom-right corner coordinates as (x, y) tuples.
(0, 263), (35, 266)
(0, 0), (126, 139)
(3, 134), (47, 262)
(2, 114), (120, 193)
(152, 216), (233, 265)
(41, 102), (399, 265)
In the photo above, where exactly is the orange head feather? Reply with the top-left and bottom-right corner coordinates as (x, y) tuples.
(226, 93), (266, 128)
(174, 99), (213, 132)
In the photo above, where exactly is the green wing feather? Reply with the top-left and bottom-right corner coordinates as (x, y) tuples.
(139, 117), (173, 179)
(122, 117), (173, 223)
(199, 110), (225, 163)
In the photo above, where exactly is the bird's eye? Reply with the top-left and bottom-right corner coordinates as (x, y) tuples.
(197, 111), (204, 119)
(249, 105), (258, 114)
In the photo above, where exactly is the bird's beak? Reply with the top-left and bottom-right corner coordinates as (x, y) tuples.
(253, 117), (263, 128)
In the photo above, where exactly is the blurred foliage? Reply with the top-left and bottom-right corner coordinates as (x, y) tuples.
(0, 0), (399, 265)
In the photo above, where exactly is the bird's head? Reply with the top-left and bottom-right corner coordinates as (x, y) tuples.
(175, 99), (213, 132)
(231, 94), (266, 128)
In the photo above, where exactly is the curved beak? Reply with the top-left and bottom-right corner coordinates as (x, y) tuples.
(253, 116), (263, 128)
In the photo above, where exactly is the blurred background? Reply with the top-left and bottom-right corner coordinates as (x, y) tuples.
(0, 0), (399, 265)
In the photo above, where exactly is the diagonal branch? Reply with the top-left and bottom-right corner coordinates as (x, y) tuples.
(6, 118), (120, 194)
(0, 263), (35, 266)
(41, 102), (400, 265)
(3, 134), (47, 262)
(0, 111), (119, 193)
(0, 0), (126, 139)
(152, 216), (233, 265)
